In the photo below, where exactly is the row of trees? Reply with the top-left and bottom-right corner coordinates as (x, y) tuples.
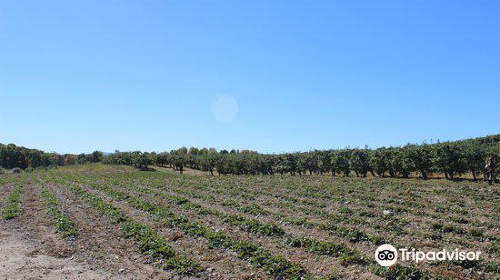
(0, 143), (103, 170)
(102, 135), (499, 181)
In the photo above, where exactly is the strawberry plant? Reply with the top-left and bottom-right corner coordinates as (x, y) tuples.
(2, 184), (23, 220)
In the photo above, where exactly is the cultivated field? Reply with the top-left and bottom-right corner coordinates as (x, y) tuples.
(0, 164), (498, 280)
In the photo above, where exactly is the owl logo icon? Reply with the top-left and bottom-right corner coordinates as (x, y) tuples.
(375, 244), (398, 266)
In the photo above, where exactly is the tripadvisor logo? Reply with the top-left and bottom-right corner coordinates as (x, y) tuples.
(375, 244), (398, 267)
(375, 244), (481, 267)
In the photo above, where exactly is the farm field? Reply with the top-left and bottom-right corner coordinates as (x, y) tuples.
(1, 164), (498, 280)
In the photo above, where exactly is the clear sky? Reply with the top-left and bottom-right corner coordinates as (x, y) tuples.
(1, 1), (499, 154)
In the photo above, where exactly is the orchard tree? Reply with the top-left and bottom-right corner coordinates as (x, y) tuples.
(463, 142), (486, 181)
(216, 155), (230, 175)
(370, 148), (390, 177)
(407, 144), (433, 179)
(316, 151), (331, 175)
(188, 147), (200, 155)
(433, 143), (467, 180)
(284, 154), (299, 176)
(331, 150), (351, 176)
(350, 149), (370, 177)
(91, 151), (103, 162)
(391, 147), (412, 178)
(201, 153), (217, 175)
(177, 147), (188, 155)
(172, 154), (186, 174)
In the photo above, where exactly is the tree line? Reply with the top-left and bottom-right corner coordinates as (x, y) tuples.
(0, 143), (103, 170)
(102, 135), (499, 183)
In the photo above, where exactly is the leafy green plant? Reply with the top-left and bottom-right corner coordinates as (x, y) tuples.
(66, 184), (201, 276)
(2, 185), (23, 219)
(372, 264), (428, 280)
(288, 237), (366, 265)
(40, 186), (78, 237)
(239, 203), (269, 215)
(81, 182), (311, 279)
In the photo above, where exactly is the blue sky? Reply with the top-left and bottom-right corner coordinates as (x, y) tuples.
(1, 0), (499, 154)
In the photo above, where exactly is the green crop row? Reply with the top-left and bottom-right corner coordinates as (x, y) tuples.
(82, 179), (392, 279)
(372, 264), (428, 280)
(83, 178), (388, 271)
(287, 236), (366, 265)
(65, 183), (202, 276)
(319, 222), (385, 245)
(91, 181), (286, 237)
(2, 184), (23, 220)
(79, 181), (312, 280)
(66, 171), (479, 280)
(114, 176), (445, 280)
(40, 186), (79, 237)
(139, 176), (399, 243)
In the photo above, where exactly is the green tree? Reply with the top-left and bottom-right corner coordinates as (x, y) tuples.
(370, 148), (390, 177)
(433, 144), (466, 180)
(91, 151), (103, 163)
(331, 150), (351, 176)
(350, 149), (370, 177)
(463, 142), (486, 181)
(407, 144), (433, 179)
